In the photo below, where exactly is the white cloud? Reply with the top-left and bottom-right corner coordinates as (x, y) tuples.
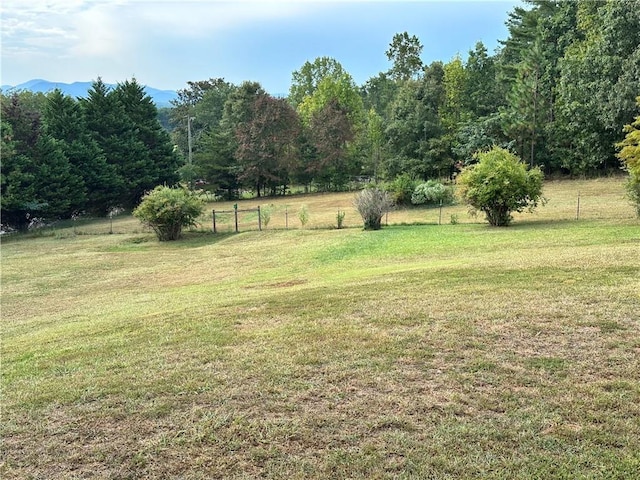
(126, 1), (325, 39)
(68, 4), (131, 57)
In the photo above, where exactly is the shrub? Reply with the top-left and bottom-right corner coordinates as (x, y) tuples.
(616, 96), (640, 217)
(354, 188), (393, 230)
(261, 204), (273, 228)
(133, 186), (204, 241)
(457, 146), (544, 226)
(411, 180), (455, 206)
(626, 177), (640, 218)
(385, 174), (417, 206)
(336, 210), (346, 229)
(298, 205), (309, 227)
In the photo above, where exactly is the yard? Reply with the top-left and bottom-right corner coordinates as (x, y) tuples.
(1, 177), (639, 479)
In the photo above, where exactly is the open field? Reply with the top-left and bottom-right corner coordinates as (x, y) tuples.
(1, 178), (639, 479)
(35, 177), (635, 236)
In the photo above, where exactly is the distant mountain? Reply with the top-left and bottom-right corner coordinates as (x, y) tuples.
(1, 79), (178, 108)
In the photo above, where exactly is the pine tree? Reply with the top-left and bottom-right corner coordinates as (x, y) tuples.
(43, 89), (123, 213)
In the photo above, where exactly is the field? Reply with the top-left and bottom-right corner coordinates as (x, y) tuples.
(1, 178), (639, 479)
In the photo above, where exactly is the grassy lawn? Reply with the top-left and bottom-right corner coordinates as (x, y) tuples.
(1, 178), (639, 479)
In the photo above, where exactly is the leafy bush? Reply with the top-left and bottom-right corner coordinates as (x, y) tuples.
(133, 186), (204, 241)
(626, 177), (640, 218)
(354, 188), (393, 230)
(261, 204), (273, 228)
(616, 96), (640, 217)
(385, 174), (417, 206)
(411, 180), (455, 206)
(298, 205), (310, 227)
(457, 147), (544, 226)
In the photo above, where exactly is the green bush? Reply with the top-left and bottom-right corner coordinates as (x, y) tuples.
(354, 188), (393, 230)
(411, 180), (455, 206)
(133, 186), (204, 241)
(616, 96), (640, 217)
(261, 204), (273, 228)
(385, 174), (417, 206)
(626, 177), (640, 218)
(298, 205), (310, 227)
(457, 147), (544, 226)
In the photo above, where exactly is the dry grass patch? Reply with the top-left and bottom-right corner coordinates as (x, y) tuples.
(1, 179), (639, 479)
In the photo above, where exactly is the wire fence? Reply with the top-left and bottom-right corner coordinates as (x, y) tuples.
(6, 179), (635, 238)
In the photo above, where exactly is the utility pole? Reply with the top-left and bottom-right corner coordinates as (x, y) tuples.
(187, 116), (195, 189)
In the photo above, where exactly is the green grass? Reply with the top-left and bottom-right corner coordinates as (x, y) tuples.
(1, 178), (639, 479)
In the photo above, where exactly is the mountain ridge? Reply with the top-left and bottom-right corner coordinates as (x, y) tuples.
(1, 79), (178, 108)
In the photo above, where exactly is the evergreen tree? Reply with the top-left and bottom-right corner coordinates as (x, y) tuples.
(113, 79), (180, 195)
(43, 89), (122, 213)
(82, 78), (179, 207)
(1, 92), (83, 229)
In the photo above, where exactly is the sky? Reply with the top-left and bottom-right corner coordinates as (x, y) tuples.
(1, 0), (522, 95)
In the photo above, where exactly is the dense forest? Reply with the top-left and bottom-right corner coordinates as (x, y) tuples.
(2, 0), (639, 229)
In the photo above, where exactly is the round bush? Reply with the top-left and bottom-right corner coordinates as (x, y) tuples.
(133, 186), (204, 241)
(457, 147), (544, 226)
(411, 180), (454, 206)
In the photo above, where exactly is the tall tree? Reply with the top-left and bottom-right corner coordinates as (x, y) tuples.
(465, 41), (504, 119)
(297, 72), (364, 128)
(385, 62), (451, 179)
(235, 95), (302, 196)
(170, 78), (234, 163)
(114, 79), (180, 194)
(307, 99), (356, 190)
(1, 92), (83, 229)
(555, 0), (640, 173)
(361, 73), (399, 121)
(501, 40), (548, 166)
(364, 108), (385, 181)
(441, 55), (470, 131)
(289, 57), (347, 108)
(386, 32), (424, 82)
(82, 78), (179, 207)
(42, 89), (122, 213)
(193, 128), (238, 199)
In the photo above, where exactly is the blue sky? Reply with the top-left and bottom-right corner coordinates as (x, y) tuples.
(1, 0), (522, 94)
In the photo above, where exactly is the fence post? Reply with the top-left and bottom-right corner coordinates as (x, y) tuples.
(212, 209), (217, 233)
(234, 203), (238, 233)
(258, 206), (262, 231)
(285, 207), (289, 229)
(439, 200), (443, 225)
(576, 191), (581, 220)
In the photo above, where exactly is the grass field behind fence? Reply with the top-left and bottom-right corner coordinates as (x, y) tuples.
(47, 177), (635, 235)
(1, 177), (639, 479)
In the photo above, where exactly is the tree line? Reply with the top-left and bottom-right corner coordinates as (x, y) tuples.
(2, 0), (639, 229)
(1, 79), (179, 230)
(169, 0), (639, 197)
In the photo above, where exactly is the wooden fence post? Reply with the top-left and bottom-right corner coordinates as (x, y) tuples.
(212, 209), (216, 233)
(234, 204), (238, 233)
(258, 206), (262, 231)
